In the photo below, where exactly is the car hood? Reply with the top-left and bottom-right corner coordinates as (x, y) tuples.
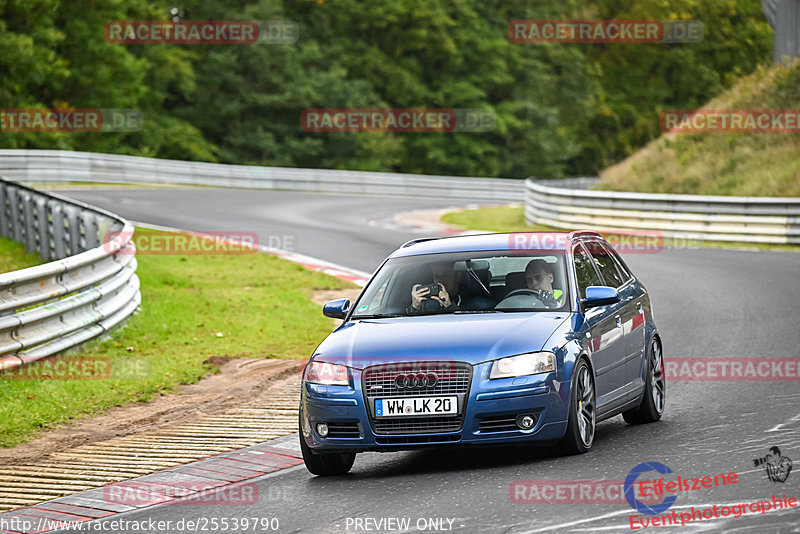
(313, 313), (572, 369)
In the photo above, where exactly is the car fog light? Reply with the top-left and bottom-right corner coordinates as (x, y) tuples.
(317, 423), (329, 437)
(516, 414), (536, 430)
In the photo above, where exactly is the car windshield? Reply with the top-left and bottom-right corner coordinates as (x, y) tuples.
(350, 251), (571, 318)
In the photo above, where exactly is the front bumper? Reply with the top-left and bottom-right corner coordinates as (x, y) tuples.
(300, 361), (570, 452)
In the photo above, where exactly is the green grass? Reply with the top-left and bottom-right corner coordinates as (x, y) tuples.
(597, 60), (800, 197)
(442, 205), (555, 233)
(0, 237), (44, 273)
(0, 228), (354, 448)
(442, 205), (800, 251)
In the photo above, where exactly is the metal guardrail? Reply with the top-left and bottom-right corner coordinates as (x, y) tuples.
(0, 149), (525, 202)
(525, 178), (800, 244)
(4, 149), (797, 245)
(0, 177), (141, 371)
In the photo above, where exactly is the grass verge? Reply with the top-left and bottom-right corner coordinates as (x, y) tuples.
(597, 60), (800, 197)
(0, 228), (355, 448)
(442, 205), (554, 233)
(442, 205), (800, 252)
(0, 237), (44, 272)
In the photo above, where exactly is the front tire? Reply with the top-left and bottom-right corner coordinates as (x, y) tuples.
(623, 338), (665, 425)
(299, 431), (356, 476)
(560, 358), (595, 455)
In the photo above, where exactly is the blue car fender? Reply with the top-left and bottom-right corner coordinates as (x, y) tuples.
(550, 340), (585, 420)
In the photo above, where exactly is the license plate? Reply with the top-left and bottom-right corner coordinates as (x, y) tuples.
(374, 396), (458, 417)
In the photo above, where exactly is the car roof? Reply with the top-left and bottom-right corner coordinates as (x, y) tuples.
(389, 231), (603, 258)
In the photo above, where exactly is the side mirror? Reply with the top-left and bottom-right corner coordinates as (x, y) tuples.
(583, 286), (620, 308)
(323, 298), (351, 319)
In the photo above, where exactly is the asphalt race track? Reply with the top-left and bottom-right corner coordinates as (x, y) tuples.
(56, 187), (800, 533)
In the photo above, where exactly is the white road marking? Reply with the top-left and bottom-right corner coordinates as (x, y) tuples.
(767, 412), (800, 433)
(131, 220), (371, 285)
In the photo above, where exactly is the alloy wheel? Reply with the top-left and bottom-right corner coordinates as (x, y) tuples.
(575, 365), (595, 446)
(650, 342), (666, 414)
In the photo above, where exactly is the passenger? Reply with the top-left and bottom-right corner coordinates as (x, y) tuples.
(410, 261), (462, 312)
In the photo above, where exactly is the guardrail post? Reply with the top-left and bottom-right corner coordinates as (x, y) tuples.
(21, 190), (37, 254)
(7, 186), (23, 243)
(82, 212), (100, 250)
(63, 205), (81, 256)
(33, 196), (48, 260)
(50, 202), (67, 259)
(0, 184), (8, 239)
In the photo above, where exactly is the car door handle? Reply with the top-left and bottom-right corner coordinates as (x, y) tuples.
(637, 302), (643, 314)
(615, 315), (622, 327)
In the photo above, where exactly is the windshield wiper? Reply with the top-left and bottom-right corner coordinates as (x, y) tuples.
(453, 309), (506, 314)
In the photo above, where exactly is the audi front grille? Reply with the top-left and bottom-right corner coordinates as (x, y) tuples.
(362, 361), (472, 435)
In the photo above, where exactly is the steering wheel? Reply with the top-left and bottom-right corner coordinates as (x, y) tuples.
(495, 288), (546, 309)
(503, 288), (544, 299)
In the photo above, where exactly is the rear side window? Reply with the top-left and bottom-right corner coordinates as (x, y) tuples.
(604, 244), (633, 282)
(573, 243), (602, 299)
(585, 240), (626, 288)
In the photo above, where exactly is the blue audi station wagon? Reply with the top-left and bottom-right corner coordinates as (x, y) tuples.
(300, 231), (665, 475)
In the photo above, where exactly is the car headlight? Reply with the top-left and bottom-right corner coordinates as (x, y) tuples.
(303, 361), (349, 386)
(490, 352), (555, 379)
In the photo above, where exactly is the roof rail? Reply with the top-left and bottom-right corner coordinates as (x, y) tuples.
(400, 237), (442, 248)
(570, 230), (602, 240)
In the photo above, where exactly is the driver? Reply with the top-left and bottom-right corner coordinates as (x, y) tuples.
(410, 261), (461, 312)
(524, 259), (564, 308)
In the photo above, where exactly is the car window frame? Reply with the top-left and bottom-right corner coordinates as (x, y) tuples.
(571, 241), (603, 300)
(603, 242), (635, 284)
(584, 238), (627, 289)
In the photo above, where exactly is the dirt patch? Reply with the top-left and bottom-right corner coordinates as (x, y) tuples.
(0, 289), (361, 466)
(0, 357), (302, 466)
(311, 288), (362, 306)
(203, 354), (233, 367)
(392, 207), (466, 230)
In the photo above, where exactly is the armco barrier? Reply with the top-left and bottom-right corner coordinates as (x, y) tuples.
(0, 149), (525, 202)
(0, 177), (140, 372)
(3, 150), (797, 245)
(525, 178), (800, 245)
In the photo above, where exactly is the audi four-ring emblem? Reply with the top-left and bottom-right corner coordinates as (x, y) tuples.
(395, 372), (439, 389)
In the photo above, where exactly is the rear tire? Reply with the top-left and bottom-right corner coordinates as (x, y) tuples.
(299, 431), (356, 476)
(560, 358), (595, 455)
(623, 338), (665, 425)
